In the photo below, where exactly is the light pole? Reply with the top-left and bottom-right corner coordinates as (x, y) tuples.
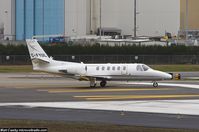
(186, 0), (189, 41)
(134, 0), (137, 38)
(4, 11), (8, 40)
(99, 0), (102, 39)
(11, 0), (16, 40)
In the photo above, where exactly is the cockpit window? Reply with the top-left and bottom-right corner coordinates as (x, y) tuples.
(136, 65), (143, 71)
(142, 65), (150, 71)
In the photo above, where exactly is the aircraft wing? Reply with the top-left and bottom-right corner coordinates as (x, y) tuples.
(82, 75), (112, 81)
(74, 75), (112, 81)
(90, 75), (112, 79)
(58, 69), (112, 81)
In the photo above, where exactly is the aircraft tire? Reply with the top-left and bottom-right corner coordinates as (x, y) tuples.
(90, 83), (96, 88)
(153, 81), (158, 87)
(100, 81), (107, 87)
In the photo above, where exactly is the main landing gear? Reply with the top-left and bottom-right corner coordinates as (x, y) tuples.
(90, 79), (107, 88)
(153, 81), (158, 87)
(100, 80), (107, 87)
(90, 78), (97, 88)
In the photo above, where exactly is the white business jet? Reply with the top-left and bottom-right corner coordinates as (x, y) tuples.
(26, 39), (172, 88)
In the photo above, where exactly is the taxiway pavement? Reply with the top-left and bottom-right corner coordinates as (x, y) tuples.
(1, 73), (199, 130)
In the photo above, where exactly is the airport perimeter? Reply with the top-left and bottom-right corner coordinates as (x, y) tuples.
(1, 55), (199, 65)
(1, 71), (199, 131)
(1, 0), (199, 131)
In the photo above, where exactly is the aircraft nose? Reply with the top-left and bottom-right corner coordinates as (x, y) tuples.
(162, 72), (172, 80)
(165, 73), (172, 80)
(155, 70), (172, 80)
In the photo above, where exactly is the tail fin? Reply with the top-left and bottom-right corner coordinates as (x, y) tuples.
(26, 39), (50, 70)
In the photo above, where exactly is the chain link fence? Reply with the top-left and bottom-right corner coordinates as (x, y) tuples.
(1, 55), (199, 65)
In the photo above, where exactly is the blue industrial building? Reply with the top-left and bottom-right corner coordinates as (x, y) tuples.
(15, 0), (64, 41)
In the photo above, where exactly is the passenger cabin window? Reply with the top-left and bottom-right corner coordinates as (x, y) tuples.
(117, 66), (120, 70)
(112, 66), (115, 70)
(136, 65), (143, 71)
(96, 66), (99, 71)
(142, 65), (150, 71)
(107, 66), (110, 70)
(102, 66), (105, 71)
(123, 66), (126, 70)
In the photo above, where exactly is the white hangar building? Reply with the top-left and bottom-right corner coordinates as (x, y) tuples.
(0, 0), (180, 40)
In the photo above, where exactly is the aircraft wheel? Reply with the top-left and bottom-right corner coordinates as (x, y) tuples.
(100, 80), (107, 87)
(153, 81), (158, 87)
(90, 83), (96, 88)
(90, 78), (97, 88)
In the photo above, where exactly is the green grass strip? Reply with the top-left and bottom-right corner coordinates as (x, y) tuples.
(0, 120), (196, 132)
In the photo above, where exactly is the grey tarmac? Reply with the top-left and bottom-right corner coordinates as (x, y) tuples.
(1, 73), (199, 130)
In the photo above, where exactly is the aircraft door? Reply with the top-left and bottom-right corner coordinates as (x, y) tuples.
(85, 66), (87, 73)
(121, 66), (128, 75)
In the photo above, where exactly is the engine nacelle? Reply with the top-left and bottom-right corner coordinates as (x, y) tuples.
(65, 64), (86, 75)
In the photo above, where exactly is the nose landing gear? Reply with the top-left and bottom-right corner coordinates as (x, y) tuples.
(153, 81), (158, 87)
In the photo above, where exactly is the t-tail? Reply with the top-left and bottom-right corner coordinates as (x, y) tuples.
(26, 39), (51, 71)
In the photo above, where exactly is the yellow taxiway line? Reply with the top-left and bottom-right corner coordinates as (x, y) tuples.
(38, 88), (172, 93)
(74, 94), (199, 100)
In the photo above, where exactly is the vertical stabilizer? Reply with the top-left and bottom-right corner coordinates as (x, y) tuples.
(26, 39), (50, 70)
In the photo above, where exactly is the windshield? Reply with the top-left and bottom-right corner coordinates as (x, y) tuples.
(142, 65), (150, 71)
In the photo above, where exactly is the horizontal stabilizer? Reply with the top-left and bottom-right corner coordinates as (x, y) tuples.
(31, 58), (50, 64)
